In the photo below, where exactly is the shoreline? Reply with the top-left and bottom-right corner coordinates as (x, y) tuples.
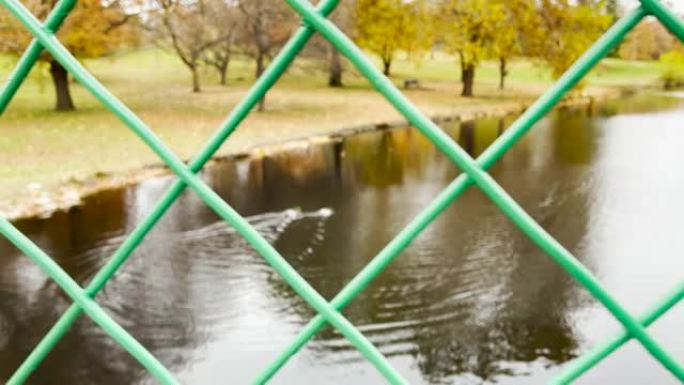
(1, 88), (626, 221)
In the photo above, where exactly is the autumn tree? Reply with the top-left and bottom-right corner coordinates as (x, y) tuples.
(660, 42), (684, 88)
(491, 0), (536, 90)
(620, 20), (674, 60)
(355, 0), (432, 77)
(439, 0), (506, 96)
(0, 0), (136, 111)
(528, 0), (611, 78)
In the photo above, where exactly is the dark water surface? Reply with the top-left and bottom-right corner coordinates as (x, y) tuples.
(1, 94), (683, 385)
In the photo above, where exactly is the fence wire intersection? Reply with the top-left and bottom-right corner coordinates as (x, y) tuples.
(0, 0), (683, 384)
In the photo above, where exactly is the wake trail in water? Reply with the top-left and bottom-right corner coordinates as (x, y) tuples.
(69, 207), (335, 284)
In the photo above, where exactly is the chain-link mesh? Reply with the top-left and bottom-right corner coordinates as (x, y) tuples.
(0, 0), (682, 383)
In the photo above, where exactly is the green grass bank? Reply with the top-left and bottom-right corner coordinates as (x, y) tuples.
(0, 49), (668, 218)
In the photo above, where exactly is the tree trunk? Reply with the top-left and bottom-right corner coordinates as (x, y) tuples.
(382, 57), (392, 77)
(49, 60), (75, 111)
(191, 66), (201, 93)
(219, 69), (227, 86)
(461, 63), (475, 97)
(499, 57), (508, 90)
(255, 52), (266, 79)
(256, 52), (266, 111)
(218, 61), (229, 86)
(329, 46), (343, 87)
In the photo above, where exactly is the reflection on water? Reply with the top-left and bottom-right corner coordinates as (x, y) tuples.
(1, 94), (683, 384)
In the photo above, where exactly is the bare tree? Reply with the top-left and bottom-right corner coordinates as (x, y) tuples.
(329, 1), (355, 87)
(237, 0), (295, 110)
(328, 43), (344, 87)
(298, 1), (355, 88)
(151, 0), (230, 92)
(301, 37), (346, 87)
(202, 1), (240, 86)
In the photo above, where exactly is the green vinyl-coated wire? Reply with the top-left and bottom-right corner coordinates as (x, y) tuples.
(0, 0), (682, 383)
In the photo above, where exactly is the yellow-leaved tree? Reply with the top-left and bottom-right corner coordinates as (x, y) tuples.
(527, 0), (611, 79)
(620, 20), (673, 60)
(355, 0), (432, 77)
(0, 0), (136, 111)
(439, 0), (506, 96)
(660, 42), (684, 88)
(491, 0), (536, 90)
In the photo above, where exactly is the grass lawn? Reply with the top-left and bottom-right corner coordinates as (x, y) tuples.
(0, 47), (667, 216)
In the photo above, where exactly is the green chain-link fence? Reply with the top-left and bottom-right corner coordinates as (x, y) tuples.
(0, 0), (683, 383)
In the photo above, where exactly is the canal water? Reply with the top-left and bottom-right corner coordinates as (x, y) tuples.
(1, 94), (683, 384)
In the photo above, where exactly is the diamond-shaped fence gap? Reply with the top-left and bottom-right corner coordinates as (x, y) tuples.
(1, 0), (683, 384)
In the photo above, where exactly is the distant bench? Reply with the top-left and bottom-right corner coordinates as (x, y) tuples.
(403, 78), (421, 90)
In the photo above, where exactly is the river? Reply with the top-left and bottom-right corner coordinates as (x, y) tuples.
(1, 93), (683, 384)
